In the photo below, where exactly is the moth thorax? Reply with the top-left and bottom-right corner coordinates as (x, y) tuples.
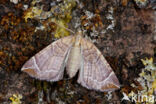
(66, 46), (81, 78)
(74, 34), (82, 47)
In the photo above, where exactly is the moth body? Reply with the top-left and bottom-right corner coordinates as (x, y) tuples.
(66, 34), (82, 78)
(66, 46), (81, 78)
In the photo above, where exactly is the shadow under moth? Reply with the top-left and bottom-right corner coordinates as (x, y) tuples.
(21, 30), (120, 92)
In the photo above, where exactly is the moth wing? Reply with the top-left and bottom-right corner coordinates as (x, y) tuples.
(21, 35), (74, 81)
(78, 38), (120, 91)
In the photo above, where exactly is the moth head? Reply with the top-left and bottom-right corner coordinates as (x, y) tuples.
(74, 31), (83, 46)
(76, 28), (83, 36)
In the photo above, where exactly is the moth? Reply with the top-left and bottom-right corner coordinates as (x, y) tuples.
(21, 30), (120, 92)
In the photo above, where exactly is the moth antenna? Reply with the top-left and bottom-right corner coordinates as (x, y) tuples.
(52, 20), (75, 34)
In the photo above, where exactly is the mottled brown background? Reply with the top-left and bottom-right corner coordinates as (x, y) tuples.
(0, 0), (155, 104)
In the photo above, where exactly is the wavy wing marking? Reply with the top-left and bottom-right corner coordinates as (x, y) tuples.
(21, 35), (74, 81)
(78, 38), (120, 92)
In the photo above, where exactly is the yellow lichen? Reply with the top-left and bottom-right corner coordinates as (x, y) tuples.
(23, 7), (42, 22)
(152, 80), (156, 92)
(126, 58), (156, 104)
(23, 0), (76, 38)
(141, 57), (156, 71)
(51, 0), (76, 38)
(10, 94), (22, 104)
(31, 0), (38, 5)
(52, 19), (70, 38)
(23, 0), (43, 22)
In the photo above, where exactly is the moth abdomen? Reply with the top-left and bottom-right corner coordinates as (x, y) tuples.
(66, 46), (81, 78)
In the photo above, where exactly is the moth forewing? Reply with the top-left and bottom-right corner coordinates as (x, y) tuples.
(21, 35), (74, 81)
(77, 37), (120, 92)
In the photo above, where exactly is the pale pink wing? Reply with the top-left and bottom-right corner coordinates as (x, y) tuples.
(78, 38), (120, 92)
(21, 35), (73, 81)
